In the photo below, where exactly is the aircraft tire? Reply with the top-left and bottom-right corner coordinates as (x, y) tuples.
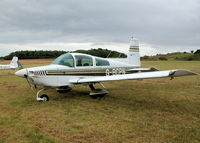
(89, 95), (99, 99)
(57, 86), (72, 93)
(40, 94), (49, 101)
(90, 94), (106, 99)
(98, 94), (106, 98)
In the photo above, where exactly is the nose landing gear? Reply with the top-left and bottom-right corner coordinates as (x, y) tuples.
(36, 88), (49, 102)
(39, 94), (49, 101)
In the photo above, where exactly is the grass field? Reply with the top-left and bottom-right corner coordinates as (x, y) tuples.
(142, 52), (200, 61)
(0, 60), (199, 143)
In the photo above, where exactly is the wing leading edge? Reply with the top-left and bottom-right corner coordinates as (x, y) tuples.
(70, 69), (197, 84)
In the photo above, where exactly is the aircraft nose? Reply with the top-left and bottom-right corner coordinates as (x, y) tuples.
(15, 69), (27, 78)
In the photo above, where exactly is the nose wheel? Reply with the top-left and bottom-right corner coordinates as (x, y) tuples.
(36, 88), (49, 102)
(39, 94), (49, 101)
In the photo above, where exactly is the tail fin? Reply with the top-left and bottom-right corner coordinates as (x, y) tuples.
(10, 56), (18, 66)
(10, 56), (22, 69)
(127, 37), (141, 67)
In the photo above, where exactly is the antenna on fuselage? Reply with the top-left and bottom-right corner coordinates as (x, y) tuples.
(106, 50), (112, 58)
(118, 53), (122, 58)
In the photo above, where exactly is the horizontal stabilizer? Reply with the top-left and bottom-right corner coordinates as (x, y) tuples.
(70, 69), (197, 84)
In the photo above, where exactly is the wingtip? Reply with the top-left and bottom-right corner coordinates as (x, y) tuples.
(170, 69), (198, 77)
(184, 70), (198, 75)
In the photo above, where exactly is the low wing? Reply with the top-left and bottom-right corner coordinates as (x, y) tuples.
(127, 67), (159, 72)
(70, 69), (197, 84)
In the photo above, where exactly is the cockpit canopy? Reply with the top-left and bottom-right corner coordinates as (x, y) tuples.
(52, 54), (74, 67)
(75, 55), (93, 67)
(52, 53), (110, 67)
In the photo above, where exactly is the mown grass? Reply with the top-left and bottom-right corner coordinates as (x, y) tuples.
(0, 61), (199, 143)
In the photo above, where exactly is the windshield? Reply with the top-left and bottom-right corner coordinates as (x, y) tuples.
(52, 54), (74, 67)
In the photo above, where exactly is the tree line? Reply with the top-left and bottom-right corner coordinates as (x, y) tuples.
(0, 48), (127, 60)
(1, 48), (199, 61)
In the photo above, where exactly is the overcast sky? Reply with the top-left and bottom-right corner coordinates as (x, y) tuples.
(0, 0), (200, 56)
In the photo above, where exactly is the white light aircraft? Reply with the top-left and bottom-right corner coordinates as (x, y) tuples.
(15, 38), (197, 102)
(0, 56), (22, 69)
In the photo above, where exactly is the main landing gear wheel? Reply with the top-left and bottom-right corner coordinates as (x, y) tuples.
(39, 94), (49, 102)
(89, 90), (108, 99)
(89, 93), (107, 99)
(89, 84), (108, 99)
(90, 95), (99, 99)
(56, 86), (72, 93)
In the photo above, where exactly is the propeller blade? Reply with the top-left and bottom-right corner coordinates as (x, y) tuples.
(25, 68), (32, 88)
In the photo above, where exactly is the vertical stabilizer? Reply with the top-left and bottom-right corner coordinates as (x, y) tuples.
(127, 37), (141, 67)
(10, 56), (19, 68)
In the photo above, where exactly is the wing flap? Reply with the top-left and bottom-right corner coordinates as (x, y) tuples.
(127, 67), (159, 72)
(70, 69), (197, 84)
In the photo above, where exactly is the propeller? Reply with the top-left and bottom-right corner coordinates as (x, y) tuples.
(15, 68), (37, 90)
(24, 68), (32, 88)
(24, 68), (36, 89)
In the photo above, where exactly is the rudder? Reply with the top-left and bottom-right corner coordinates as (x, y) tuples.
(10, 56), (19, 68)
(127, 37), (141, 67)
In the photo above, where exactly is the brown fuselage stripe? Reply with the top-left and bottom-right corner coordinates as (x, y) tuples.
(46, 72), (130, 76)
(46, 73), (106, 76)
